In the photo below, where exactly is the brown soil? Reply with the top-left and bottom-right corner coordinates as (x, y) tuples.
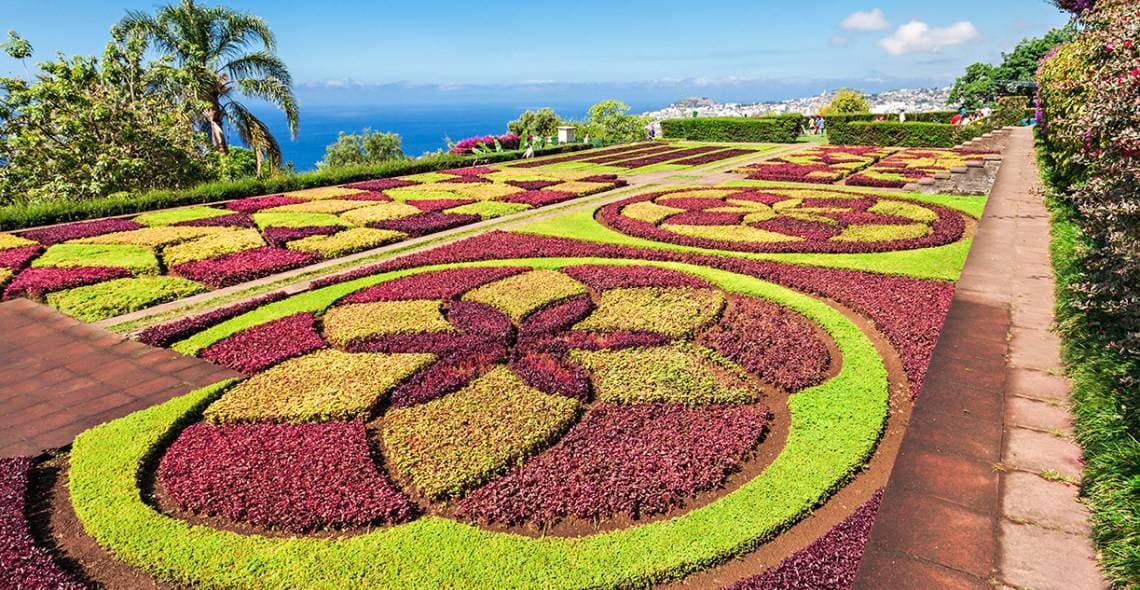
(29, 455), (181, 589)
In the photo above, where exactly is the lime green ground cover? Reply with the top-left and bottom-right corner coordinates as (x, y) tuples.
(72, 258), (887, 589)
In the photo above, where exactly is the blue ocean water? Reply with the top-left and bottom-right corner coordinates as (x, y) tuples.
(249, 102), (654, 171)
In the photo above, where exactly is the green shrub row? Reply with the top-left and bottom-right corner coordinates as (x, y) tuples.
(660, 116), (802, 143)
(827, 121), (977, 148)
(0, 145), (590, 231)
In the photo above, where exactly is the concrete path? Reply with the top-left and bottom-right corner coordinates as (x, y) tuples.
(0, 299), (240, 457)
(854, 127), (1106, 589)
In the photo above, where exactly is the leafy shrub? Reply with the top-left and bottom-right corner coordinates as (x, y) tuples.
(318, 129), (405, 170)
(660, 116), (801, 143)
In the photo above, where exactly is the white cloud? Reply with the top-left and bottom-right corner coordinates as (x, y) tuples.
(831, 35), (850, 46)
(841, 9), (890, 32)
(879, 20), (980, 55)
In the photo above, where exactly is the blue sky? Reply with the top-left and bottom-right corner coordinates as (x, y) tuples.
(3, 0), (1069, 105)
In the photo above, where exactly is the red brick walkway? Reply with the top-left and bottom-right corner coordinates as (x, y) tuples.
(854, 128), (1106, 589)
(0, 299), (239, 457)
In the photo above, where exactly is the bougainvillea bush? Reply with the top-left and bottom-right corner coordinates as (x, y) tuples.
(735, 145), (893, 183)
(0, 166), (623, 321)
(846, 148), (992, 188)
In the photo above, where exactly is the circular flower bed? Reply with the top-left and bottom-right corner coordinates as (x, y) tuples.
(151, 265), (839, 534)
(598, 187), (967, 254)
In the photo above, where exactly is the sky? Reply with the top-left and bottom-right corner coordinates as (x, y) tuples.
(2, 0), (1071, 106)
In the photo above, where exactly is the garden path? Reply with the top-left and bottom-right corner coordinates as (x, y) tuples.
(0, 298), (239, 458)
(854, 127), (1107, 590)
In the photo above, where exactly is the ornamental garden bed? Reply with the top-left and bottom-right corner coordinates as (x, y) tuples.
(846, 148), (994, 189)
(0, 167), (625, 322)
(733, 145), (895, 184)
(512, 141), (775, 175)
(5, 151), (992, 589)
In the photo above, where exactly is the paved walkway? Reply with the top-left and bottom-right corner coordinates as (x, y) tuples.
(854, 127), (1106, 589)
(0, 298), (240, 458)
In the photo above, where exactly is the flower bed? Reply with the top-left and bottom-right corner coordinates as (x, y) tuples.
(599, 186), (965, 254)
(0, 165), (623, 321)
(513, 142), (770, 173)
(50, 161), (986, 587)
(846, 148), (993, 188)
(70, 256), (891, 588)
(735, 145), (892, 184)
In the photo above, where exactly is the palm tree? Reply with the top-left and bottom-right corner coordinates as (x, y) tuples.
(114, 0), (298, 174)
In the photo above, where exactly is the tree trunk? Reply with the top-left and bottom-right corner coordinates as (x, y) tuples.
(205, 106), (228, 153)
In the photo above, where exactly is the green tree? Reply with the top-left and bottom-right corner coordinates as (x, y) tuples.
(508, 108), (562, 138)
(318, 129), (405, 170)
(995, 27), (1076, 83)
(584, 100), (649, 143)
(114, 0), (299, 174)
(822, 89), (871, 115)
(949, 62), (999, 109)
(952, 27), (1075, 108)
(0, 34), (212, 205)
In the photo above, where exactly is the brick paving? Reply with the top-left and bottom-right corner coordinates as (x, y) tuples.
(853, 127), (1107, 590)
(0, 298), (240, 458)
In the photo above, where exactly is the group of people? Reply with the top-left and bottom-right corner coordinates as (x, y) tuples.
(804, 116), (827, 135)
(951, 105), (993, 126)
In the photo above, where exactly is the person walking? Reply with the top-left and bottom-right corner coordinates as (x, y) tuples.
(899, 111), (907, 123)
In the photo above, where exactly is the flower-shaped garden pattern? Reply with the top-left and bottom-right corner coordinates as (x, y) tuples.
(156, 265), (835, 533)
(599, 186), (967, 254)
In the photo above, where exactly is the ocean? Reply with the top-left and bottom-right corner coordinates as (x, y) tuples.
(249, 102), (655, 171)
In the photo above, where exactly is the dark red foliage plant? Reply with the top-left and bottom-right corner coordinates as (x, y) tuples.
(18, 218), (142, 246)
(0, 457), (86, 589)
(171, 247), (318, 288)
(456, 403), (769, 526)
(199, 313), (326, 374)
(4, 266), (132, 301)
(158, 421), (417, 533)
(135, 291), (290, 347)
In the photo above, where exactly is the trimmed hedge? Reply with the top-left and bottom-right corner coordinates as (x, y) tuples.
(0, 145), (591, 232)
(660, 116), (801, 143)
(828, 121), (986, 148)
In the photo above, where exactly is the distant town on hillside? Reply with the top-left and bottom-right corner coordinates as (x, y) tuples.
(644, 87), (953, 120)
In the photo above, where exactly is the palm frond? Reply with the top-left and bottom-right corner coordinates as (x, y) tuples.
(223, 51), (291, 87)
(236, 77), (299, 139)
(224, 100), (281, 171)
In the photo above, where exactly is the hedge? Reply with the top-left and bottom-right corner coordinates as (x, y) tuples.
(0, 144), (591, 232)
(660, 116), (801, 143)
(827, 121), (981, 148)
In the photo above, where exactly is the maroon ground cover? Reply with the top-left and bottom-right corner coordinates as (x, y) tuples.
(455, 403), (769, 526)
(374, 212), (481, 236)
(671, 148), (756, 166)
(199, 313), (326, 374)
(158, 421), (416, 533)
(136, 291), (290, 347)
(0, 246), (42, 271)
(172, 247), (318, 288)
(699, 296), (832, 392)
(3, 266), (133, 301)
(727, 490), (884, 590)
(262, 226), (343, 248)
(225, 195), (304, 213)
(17, 218), (142, 246)
(0, 457), (86, 589)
